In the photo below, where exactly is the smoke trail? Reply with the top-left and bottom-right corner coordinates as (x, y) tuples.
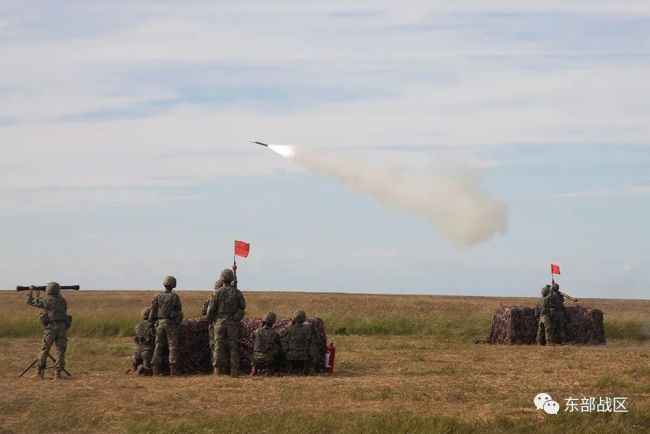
(268, 145), (507, 246)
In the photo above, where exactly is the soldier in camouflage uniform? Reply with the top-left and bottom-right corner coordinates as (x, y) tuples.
(549, 281), (568, 344)
(149, 276), (183, 376)
(280, 310), (313, 375)
(535, 286), (555, 346)
(202, 279), (222, 360)
(251, 312), (283, 376)
(206, 268), (246, 377)
(131, 307), (155, 375)
(26, 282), (71, 379)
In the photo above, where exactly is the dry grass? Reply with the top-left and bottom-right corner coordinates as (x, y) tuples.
(0, 291), (649, 433)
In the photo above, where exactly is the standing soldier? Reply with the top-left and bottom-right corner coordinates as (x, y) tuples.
(26, 282), (71, 379)
(251, 312), (283, 376)
(535, 286), (555, 346)
(131, 307), (155, 375)
(206, 268), (246, 377)
(202, 279), (222, 360)
(149, 276), (183, 376)
(549, 281), (568, 344)
(281, 310), (313, 375)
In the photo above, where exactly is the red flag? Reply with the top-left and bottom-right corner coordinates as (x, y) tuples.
(234, 240), (250, 258)
(551, 263), (561, 275)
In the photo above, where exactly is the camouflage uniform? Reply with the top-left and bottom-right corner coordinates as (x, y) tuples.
(280, 310), (313, 375)
(26, 282), (70, 378)
(132, 307), (155, 374)
(149, 276), (183, 375)
(535, 286), (555, 345)
(202, 279), (229, 359)
(549, 283), (567, 344)
(206, 269), (246, 376)
(252, 312), (282, 375)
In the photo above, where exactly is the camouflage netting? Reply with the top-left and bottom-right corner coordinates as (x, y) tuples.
(176, 317), (327, 374)
(483, 305), (605, 345)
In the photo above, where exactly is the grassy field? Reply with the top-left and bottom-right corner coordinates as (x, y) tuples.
(0, 290), (649, 433)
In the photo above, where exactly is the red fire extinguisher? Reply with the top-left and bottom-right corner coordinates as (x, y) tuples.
(325, 343), (336, 373)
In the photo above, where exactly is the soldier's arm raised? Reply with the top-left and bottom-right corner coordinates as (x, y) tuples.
(27, 295), (46, 309)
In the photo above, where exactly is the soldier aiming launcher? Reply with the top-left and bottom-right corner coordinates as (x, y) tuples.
(16, 285), (80, 291)
(559, 291), (577, 302)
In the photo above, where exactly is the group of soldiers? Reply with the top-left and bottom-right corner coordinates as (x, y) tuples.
(130, 267), (314, 377)
(26, 269), (315, 379)
(24, 274), (575, 379)
(535, 281), (569, 345)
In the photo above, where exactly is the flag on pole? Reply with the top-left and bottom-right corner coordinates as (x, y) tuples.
(551, 263), (561, 275)
(234, 240), (250, 258)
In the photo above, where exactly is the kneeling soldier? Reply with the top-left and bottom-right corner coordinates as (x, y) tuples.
(251, 312), (282, 375)
(281, 310), (313, 375)
(131, 307), (155, 375)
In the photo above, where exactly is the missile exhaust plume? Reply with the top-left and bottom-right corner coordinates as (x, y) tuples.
(257, 141), (507, 246)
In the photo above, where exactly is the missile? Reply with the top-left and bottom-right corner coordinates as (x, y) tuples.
(250, 140), (295, 158)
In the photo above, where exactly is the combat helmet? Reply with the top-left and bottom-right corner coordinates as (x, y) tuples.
(541, 285), (551, 297)
(141, 307), (151, 320)
(163, 276), (177, 289)
(552, 282), (560, 291)
(292, 310), (306, 324)
(46, 282), (61, 296)
(262, 311), (277, 327)
(220, 268), (235, 283)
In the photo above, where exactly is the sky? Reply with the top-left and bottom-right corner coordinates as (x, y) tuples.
(1, 1), (649, 298)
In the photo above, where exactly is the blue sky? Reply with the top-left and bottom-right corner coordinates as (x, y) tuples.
(1, 1), (649, 298)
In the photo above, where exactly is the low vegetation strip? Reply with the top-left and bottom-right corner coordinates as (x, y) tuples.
(0, 291), (648, 342)
(1, 314), (646, 342)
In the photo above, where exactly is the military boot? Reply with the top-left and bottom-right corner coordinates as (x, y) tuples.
(152, 366), (160, 376)
(55, 369), (63, 380)
(250, 366), (257, 376)
(230, 367), (239, 378)
(36, 366), (45, 380)
(169, 365), (177, 376)
(213, 366), (222, 376)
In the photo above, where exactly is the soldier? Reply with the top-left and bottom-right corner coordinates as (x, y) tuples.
(26, 282), (71, 379)
(549, 281), (568, 344)
(202, 279), (224, 361)
(535, 286), (555, 346)
(131, 307), (155, 375)
(201, 279), (223, 316)
(206, 268), (246, 377)
(149, 276), (183, 376)
(251, 312), (283, 376)
(280, 310), (313, 375)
